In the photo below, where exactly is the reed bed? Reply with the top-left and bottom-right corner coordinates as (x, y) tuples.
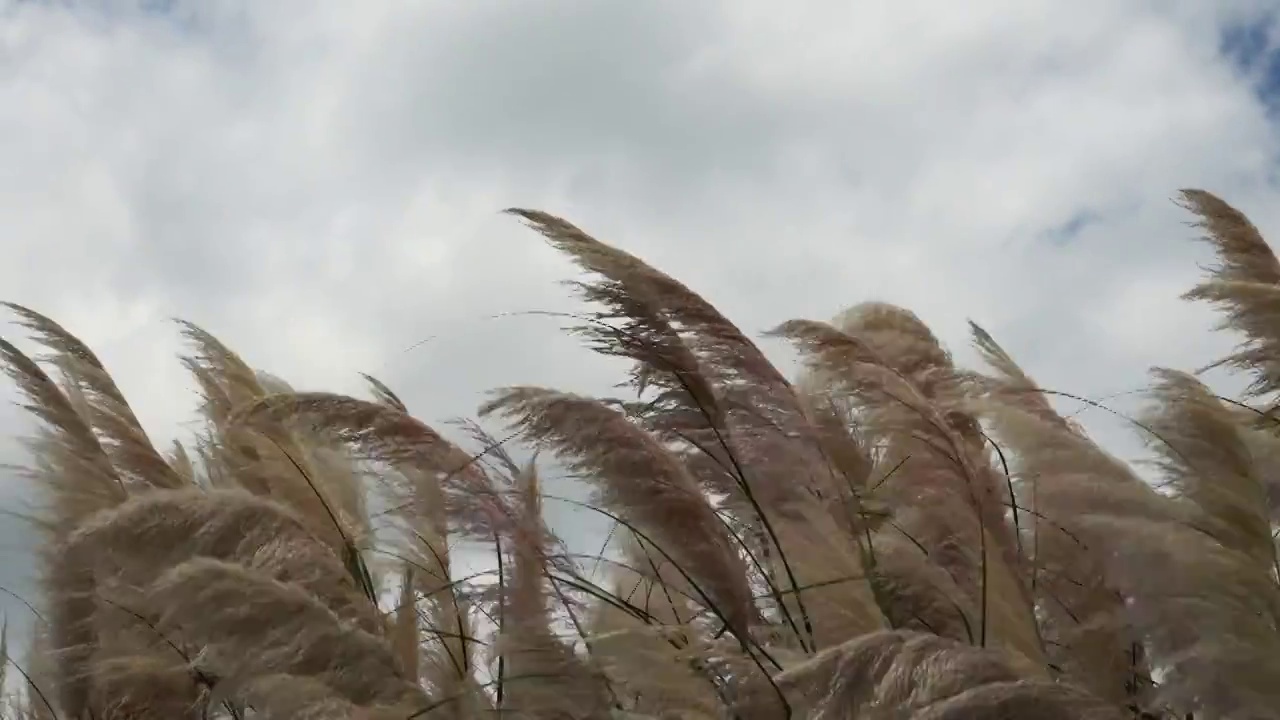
(0, 189), (1276, 719)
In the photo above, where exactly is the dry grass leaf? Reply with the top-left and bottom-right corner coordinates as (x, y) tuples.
(0, 337), (127, 525)
(86, 654), (206, 720)
(491, 462), (613, 719)
(1140, 368), (1278, 577)
(481, 387), (760, 638)
(1082, 514), (1280, 718)
(967, 347), (1159, 706)
(509, 209), (848, 536)
(776, 630), (1124, 720)
(770, 318), (1045, 673)
(767, 515), (887, 649)
(1180, 189), (1280, 400)
(148, 557), (424, 708)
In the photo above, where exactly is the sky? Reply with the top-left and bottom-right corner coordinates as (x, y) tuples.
(1, 0), (1280, 638)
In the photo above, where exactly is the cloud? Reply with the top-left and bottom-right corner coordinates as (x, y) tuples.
(2, 0), (1280, 627)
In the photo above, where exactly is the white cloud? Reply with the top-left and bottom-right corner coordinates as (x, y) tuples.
(1, 0), (1279, 622)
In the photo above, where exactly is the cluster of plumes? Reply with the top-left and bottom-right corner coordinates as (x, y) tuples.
(0, 189), (1277, 719)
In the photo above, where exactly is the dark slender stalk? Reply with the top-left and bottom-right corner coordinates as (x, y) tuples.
(495, 535), (506, 709)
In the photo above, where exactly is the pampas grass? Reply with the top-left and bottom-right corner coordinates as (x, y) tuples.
(0, 189), (1278, 718)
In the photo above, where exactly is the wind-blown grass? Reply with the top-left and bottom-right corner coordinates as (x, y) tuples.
(0, 188), (1277, 719)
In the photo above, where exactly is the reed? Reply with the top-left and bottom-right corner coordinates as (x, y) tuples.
(0, 189), (1276, 719)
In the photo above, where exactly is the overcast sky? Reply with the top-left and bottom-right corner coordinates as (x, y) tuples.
(1, 0), (1280, 633)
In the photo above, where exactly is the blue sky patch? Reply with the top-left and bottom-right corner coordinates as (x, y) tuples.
(1221, 15), (1280, 114)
